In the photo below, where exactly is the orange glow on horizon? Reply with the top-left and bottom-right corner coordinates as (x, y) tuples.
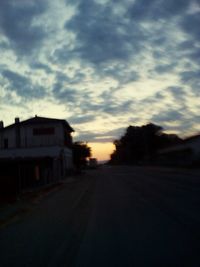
(89, 142), (115, 162)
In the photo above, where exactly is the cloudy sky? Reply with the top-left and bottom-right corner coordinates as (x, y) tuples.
(0, 0), (200, 160)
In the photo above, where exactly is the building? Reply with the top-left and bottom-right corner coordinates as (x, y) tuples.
(0, 116), (74, 196)
(157, 134), (200, 167)
(89, 158), (98, 169)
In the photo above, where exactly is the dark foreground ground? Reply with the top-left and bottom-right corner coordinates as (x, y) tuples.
(0, 166), (200, 266)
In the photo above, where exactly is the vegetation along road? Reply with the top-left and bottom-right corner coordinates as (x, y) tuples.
(0, 166), (200, 266)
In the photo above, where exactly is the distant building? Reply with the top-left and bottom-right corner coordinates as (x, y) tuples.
(157, 134), (200, 167)
(0, 116), (74, 196)
(89, 158), (98, 169)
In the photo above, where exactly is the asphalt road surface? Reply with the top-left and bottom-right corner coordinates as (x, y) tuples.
(0, 166), (200, 266)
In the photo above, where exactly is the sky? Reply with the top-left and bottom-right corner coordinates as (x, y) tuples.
(0, 0), (200, 161)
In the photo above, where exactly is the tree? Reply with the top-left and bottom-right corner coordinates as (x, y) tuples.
(73, 141), (92, 169)
(109, 123), (182, 165)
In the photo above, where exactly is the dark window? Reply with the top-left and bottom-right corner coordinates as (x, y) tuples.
(4, 139), (8, 148)
(33, 127), (55, 135)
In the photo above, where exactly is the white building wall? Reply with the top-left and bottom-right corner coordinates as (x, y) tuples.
(0, 119), (74, 171)
(21, 122), (65, 147)
(0, 146), (69, 159)
(0, 127), (16, 148)
(0, 122), (65, 148)
(63, 148), (73, 169)
(188, 138), (200, 156)
(158, 136), (200, 164)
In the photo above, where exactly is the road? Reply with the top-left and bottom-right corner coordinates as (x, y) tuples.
(0, 166), (200, 266)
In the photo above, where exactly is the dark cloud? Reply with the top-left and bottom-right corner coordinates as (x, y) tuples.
(0, 0), (199, 141)
(54, 71), (86, 85)
(64, 0), (146, 66)
(53, 78), (134, 117)
(2, 69), (45, 99)
(102, 100), (133, 115)
(52, 68), (134, 117)
(154, 92), (166, 100)
(151, 36), (167, 47)
(0, 0), (48, 56)
(154, 63), (177, 74)
(180, 13), (200, 41)
(161, 115), (200, 135)
(180, 70), (200, 83)
(167, 86), (184, 95)
(75, 127), (125, 143)
(176, 40), (200, 66)
(78, 92), (134, 116)
(142, 87), (188, 111)
(167, 86), (188, 106)
(52, 71), (89, 105)
(188, 49), (200, 65)
(178, 40), (195, 51)
(0, 40), (10, 50)
(52, 84), (79, 103)
(1, 91), (28, 108)
(128, 0), (189, 21)
(101, 64), (140, 84)
(152, 109), (184, 123)
(30, 62), (52, 74)
(68, 114), (96, 124)
(153, 51), (166, 60)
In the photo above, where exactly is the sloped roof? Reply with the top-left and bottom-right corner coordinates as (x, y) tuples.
(0, 116), (74, 132)
(158, 134), (200, 154)
(184, 134), (200, 143)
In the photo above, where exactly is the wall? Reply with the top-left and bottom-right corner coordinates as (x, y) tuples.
(0, 127), (16, 148)
(0, 122), (66, 149)
(157, 137), (200, 166)
(187, 138), (200, 156)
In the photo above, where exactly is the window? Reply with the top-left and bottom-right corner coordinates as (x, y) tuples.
(33, 127), (55, 135)
(4, 138), (8, 148)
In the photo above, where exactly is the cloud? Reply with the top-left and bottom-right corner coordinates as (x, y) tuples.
(178, 40), (195, 51)
(180, 70), (200, 83)
(128, 0), (189, 21)
(52, 71), (90, 105)
(52, 85), (80, 104)
(180, 13), (200, 41)
(2, 69), (45, 99)
(101, 63), (140, 84)
(152, 110), (184, 123)
(0, 0), (200, 146)
(102, 100), (133, 114)
(52, 68), (134, 117)
(54, 71), (86, 86)
(75, 127), (125, 143)
(30, 62), (52, 74)
(154, 63), (177, 74)
(64, 0), (146, 66)
(68, 114), (96, 124)
(167, 86), (186, 103)
(0, 0), (48, 56)
(0, 40), (10, 50)
(179, 71), (200, 95)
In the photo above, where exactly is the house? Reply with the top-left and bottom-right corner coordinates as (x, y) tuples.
(157, 134), (200, 167)
(0, 116), (74, 196)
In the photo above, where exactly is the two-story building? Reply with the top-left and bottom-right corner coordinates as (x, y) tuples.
(0, 116), (74, 196)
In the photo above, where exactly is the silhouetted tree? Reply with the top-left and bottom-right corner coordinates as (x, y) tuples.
(73, 141), (91, 169)
(109, 123), (182, 165)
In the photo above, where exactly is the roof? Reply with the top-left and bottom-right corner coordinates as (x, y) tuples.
(184, 134), (200, 143)
(0, 116), (74, 132)
(158, 134), (200, 154)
